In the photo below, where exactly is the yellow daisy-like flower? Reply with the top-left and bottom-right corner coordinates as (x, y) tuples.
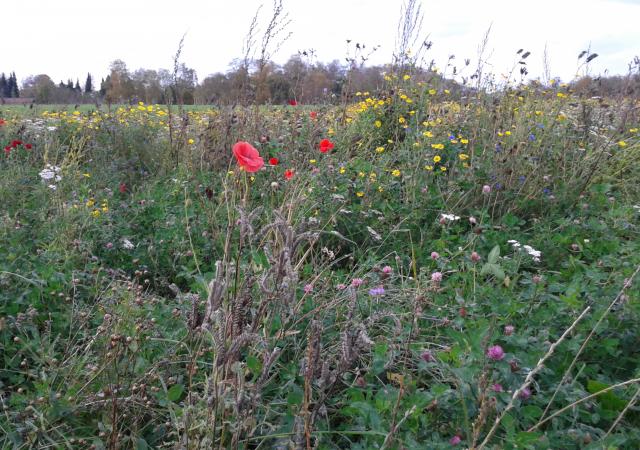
(358, 171), (366, 178)
(460, 138), (469, 144)
(86, 199), (95, 208)
(378, 186), (384, 192)
(440, 166), (447, 172)
(423, 131), (434, 138)
(91, 210), (101, 218)
(433, 155), (441, 163)
(629, 128), (638, 133)
(188, 138), (195, 145)
(505, 131), (511, 136)
(444, 89), (450, 94)
(375, 146), (385, 153)
(459, 153), (469, 160)
(310, 159), (317, 164)
(375, 120), (382, 128)
(428, 89), (436, 95)
(403, 74), (411, 80)
(431, 143), (444, 150)
(424, 165), (434, 171)
(618, 140), (627, 148)
(391, 169), (401, 177)
(339, 166), (346, 174)
(557, 92), (567, 98)
(356, 191), (364, 197)
(398, 117), (406, 124)
(83, 173), (91, 178)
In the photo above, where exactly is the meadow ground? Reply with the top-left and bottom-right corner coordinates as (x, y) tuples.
(1, 76), (640, 449)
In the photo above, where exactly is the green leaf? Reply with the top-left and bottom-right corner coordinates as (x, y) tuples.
(136, 438), (149, 450)
(488, 245), (501, 264)
(586, 380), (627, 411)
(167, 384), (185, 402)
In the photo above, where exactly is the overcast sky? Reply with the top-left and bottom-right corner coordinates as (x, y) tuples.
(3, 0), (639, 85)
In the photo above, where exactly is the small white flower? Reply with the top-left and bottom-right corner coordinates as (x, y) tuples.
(440, 213), (461, 221)
(122, 239), (135, 250)
(48, 184), (57, 190)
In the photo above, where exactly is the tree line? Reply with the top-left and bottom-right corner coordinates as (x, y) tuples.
(4, 54), (639, 105)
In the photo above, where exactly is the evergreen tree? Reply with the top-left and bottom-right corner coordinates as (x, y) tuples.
(84, 73), (93, 93)
(67, 79), (74, 90)
(10, 72), (19, 97)
(0, 73), (7, 97)
(75, 79), (81, 91)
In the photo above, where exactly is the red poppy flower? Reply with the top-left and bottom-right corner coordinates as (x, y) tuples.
(232, 141), (264, 173)
(269, 157), (279, 166)
(309, 111), (317, 120)
(119, 183), (127, 193)
(288, 99), (298, 106)
(25, 143), (32, 150)
(319, 139), (334, 153)
(4, 146), (11, 155)
(284, 169), (294, 180)
(11, 140), (22, 148)
(0, 119), (5, 126)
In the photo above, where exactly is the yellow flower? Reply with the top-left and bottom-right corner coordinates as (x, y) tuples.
(378, 186), (384, 192)
(73, 111), (80, 116)
(431, 143), (444, 150)
(433, 155), (441, 163)
(440, 166), (447, 172)
(86, 199), (95, 208)
(375, 146), (385, 153)
(505, 131), (511, 136)
(403, 74), (411, 80)
(398, 117), (406, 124)
(358, 171), (365, 178)
(102, 206), (109, 213)
(428, 89), (436, 95)
(188, 138), (195, 145)
(630, 128), (638, 133)
(83, 173), (91, 178)
(459, 153), (469, 160)
(91, 210), (101, 218)
(391, 169), (401, 177)
(618, 140), (627, 148)
(424, 165), (433, 171)
(557, 92), (566, 98)
(339, 166), (346, 174)
(498, 132), (504, 137)
(138, 101), (144, 106)
(460, 138), (469, 144)
(375, 120), (382, 128)
(310, 159), (317, 164)
(535, 111), (543, 116)
(328, 128), (335, 135)
(423, 131), (434, 138)
(444, 89), (450, 94)
(356, 191), (364, 197)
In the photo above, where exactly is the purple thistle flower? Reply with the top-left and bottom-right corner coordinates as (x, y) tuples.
(486, 345), (505, 361)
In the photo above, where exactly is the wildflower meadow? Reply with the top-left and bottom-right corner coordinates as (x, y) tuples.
(1, 1), (640, 449)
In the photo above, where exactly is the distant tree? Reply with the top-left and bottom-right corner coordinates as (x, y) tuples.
(9, 72), (19, 97)
(21, 74), (56, 103)
(84, 73), (93, 94)
(0, 73), (6, 97)
(75, 79), (81, 92)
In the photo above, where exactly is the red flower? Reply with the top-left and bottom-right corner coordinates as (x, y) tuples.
(288, 99), (298, 106)
(25, 143), (32, 150)
(4, 146), (11, 155)
(119, 183), (127, 193)
(284, 169), (294, 180)
(11, 140), (22, 148)
(0, 119), (5, 126)
(232, 141), (264, 173)
(319, 139), (334, 153)
(309, 111), (317, 120)
(269, 157), (279, 166)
